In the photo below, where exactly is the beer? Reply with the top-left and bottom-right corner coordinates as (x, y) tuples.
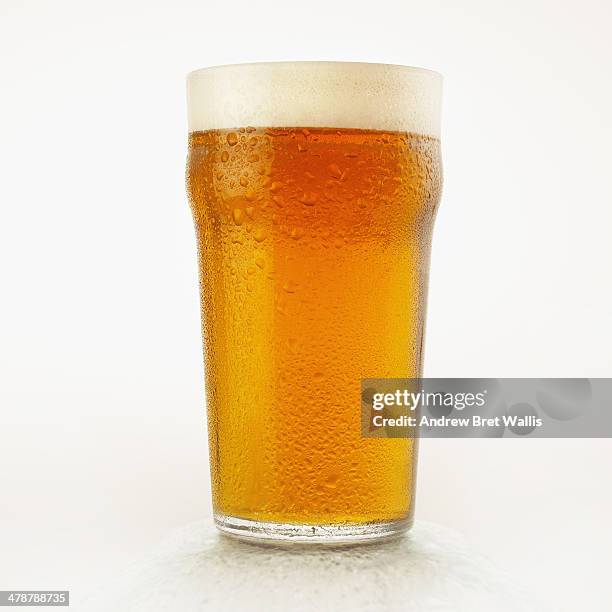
(186, 63), (442, 540)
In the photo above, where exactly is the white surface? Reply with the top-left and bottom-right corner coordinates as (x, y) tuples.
(84, 521), (544, 612)
(1, 0), (611, 610)
(187, 62), (441, 136)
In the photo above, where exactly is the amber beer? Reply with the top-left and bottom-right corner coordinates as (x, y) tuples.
(186, 62), (442, 541)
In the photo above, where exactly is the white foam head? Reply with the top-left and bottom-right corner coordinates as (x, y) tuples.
(187, 62), (442, 138)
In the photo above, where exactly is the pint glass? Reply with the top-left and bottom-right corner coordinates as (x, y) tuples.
(186, 62), (442, 541)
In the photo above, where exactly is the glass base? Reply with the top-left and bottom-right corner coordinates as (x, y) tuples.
(214, 513), (412, 544)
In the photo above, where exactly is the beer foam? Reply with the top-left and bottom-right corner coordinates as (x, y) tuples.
(187, 62), (441, 138)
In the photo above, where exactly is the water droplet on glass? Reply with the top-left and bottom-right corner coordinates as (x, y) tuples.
(300, 192), (318, 206)
(253, 227), (268, 242)
(327, 164), (342, 179)
(232, 209), (244, 225)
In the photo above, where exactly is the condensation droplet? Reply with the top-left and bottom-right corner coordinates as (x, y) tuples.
(327, 164), (342, 179)
(253, 227), (268, 242)
(300, 192), (318, 206)
(232, 209), (244, 225)
(226, 132), (239, 146)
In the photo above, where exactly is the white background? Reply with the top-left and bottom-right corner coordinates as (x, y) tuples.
(1, 0), (611, 609)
